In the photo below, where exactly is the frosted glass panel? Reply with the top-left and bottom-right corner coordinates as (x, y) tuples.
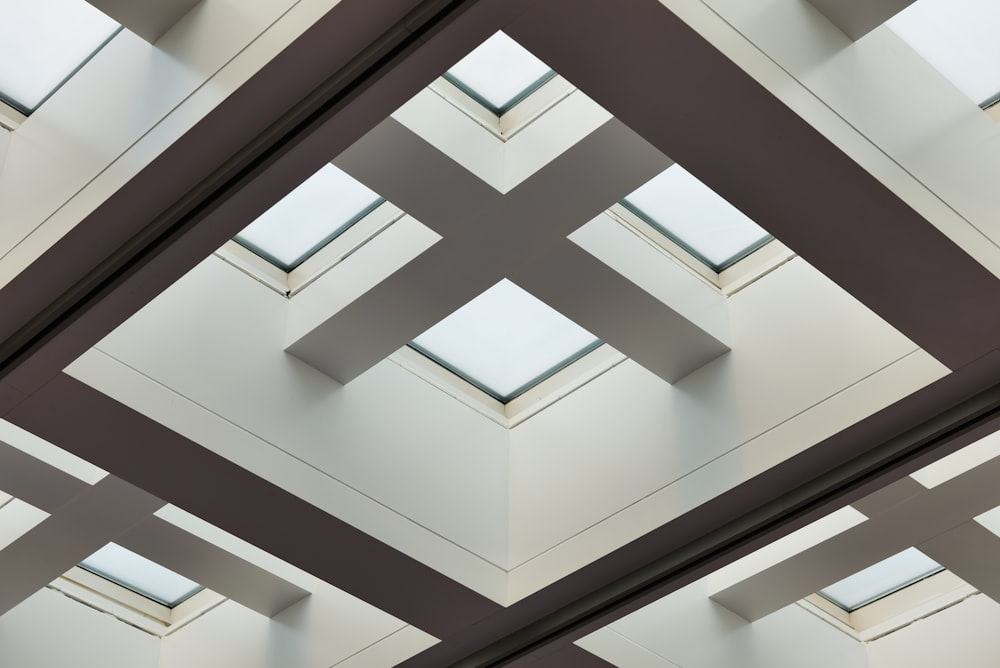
(888, 0), (1000, 105)
(0, 0), (118, 111)
(819, 547), (943, 611)
(81, 543), (203, 607)
(623, 165), (770, 271)
(412, 279), (600, 401)
(235, 164), (383, 270)
(445, 32), (553, 112)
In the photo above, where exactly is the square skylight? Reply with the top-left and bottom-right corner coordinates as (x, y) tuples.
(887, 0), (1000, 106)
(234, 163), (384, 271)
(80, 543), (203, 608)
(622, 164), (771, 272)
(410, 279), (601, 402)
(443, 31), (556, 114)
(0, 0), (119, 113)
(818, 547), (943, 612)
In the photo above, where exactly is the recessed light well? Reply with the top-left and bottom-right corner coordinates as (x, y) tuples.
(80, 543), (203, 608)
(234, 163), (384, 272)
(411, 279), (601, 402)
(443, 32), (556, 115)
(622, 164), (771, 272)
(0, 0), (119, 113)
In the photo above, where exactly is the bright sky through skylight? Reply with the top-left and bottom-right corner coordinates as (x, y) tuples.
(888, 0), (1000, 105)
(235, 163), (383, 271)
(623, 165), (770, 271)
(412, 279), (600, 401)
(81, 543), (203, 607)
(818, 547), (943, 611)
(445, 32), (554, 113)
(0, 0), (118, 112)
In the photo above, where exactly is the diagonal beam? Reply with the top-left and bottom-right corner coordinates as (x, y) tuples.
(5, 373), (501, 636)
(0, 439), (91, 511)
(710, 452), (1000, 621)
(0, 476), (163, 616)
(506, 0), (1000, 372)
(117, 516), (310, 617)
(0, 0), (510, 395)
(919, 521), (1000, 605)
(513, 242), (728, 382)
(0, 436), (309, 618)
(291, 116), (727, 384)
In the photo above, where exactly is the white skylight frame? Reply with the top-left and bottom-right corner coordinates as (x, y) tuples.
(79, 542), (204, 608)
(443, 31), (557, 115)
(410, 279), (603, 403)
(0, 0), (120, 114)
(234, 163), (385, 272)
(55, 564), (224, 636)
(817, 547), (944, 612)
(887, 0), (1000, 107)
(621, 164), (772, 272)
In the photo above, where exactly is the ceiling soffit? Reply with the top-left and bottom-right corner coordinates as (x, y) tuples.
(1, 0), (1000, 666)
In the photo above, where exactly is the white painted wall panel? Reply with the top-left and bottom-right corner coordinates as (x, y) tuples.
(161, 594), (429, 668)
(866, 594), (1000, 667)
(0, 588), (160, 668)
(605, 582), (867, 668)
(87, 256), (511, 569)
(507, 258), (944, 568)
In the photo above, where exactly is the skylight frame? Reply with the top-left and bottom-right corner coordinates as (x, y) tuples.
(0, 0), (122, 115)
(817, 548), (945, 613)
(441, 31), (558, 116)
(232, 163), (387, 273)
(79, 543), (204, 608)
(442, 69), (558, 117)
(408, 280), (604, 403)
(621, 165), (773, 273)
(410, 337), (604, 403)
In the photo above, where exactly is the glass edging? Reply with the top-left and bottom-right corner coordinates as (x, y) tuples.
(234, 197), (386, 273)
(78, 562), (204, 609)
(0, 25), (123, 115)
(441, 69), (557, 116)
(620, 199), (773, 273)
(408, 338), (604, 403)
(816, 565), (945, 613)
(981, 90), (1000, 110)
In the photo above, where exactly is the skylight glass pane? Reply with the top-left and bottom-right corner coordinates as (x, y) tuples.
(80, 543), (202, 607)
(0, 0), (119, 112)
(411, 279), (600, 401)
(444, 32), (555, 113)
(622, 164), (771, 271)
(888, 0), (1000, 105)
(818, 548), (943, 611)
(234, 163), (383, 271)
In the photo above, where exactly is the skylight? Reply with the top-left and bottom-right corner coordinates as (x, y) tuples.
(887, 0), (1000, 106)
(0, 0), (119, 113)
(622, 164), (771, 272)
(411, 279), (601, 402)
(80, 543), (203, 607)
(818, 547), (943, 612)
(444, 32), (555, 114)
(234, 163), (384, 271)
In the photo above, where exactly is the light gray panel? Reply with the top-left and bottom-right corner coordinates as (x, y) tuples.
(86, 0), (202, 42)
(0, 476), (163, 616)
(808, 0), (916, 41)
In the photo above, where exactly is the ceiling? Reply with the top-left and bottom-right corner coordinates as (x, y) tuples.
(3, 0), (1000, 666)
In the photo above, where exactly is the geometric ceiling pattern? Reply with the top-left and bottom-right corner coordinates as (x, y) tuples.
(4, 1), (1000, 667)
